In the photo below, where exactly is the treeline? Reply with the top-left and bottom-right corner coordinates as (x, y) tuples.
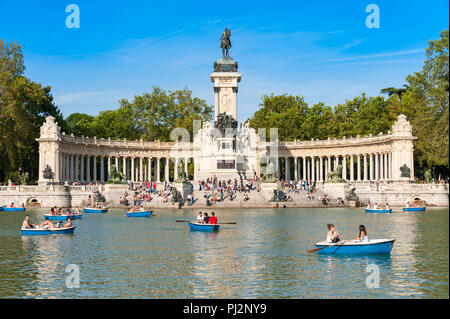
(248, 30), (449, 179)
(0, 31), (448, 183)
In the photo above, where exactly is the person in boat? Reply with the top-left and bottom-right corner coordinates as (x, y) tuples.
(74, 207), (80, 215)
(373, 203), (378, 210)
(22, 216), (35, 229)
(354, 225), (369, 242)
(196, 212), (203, 223)
(66, 208), (72, 216)
(203, 212), (210, 224)
(38, 220), (55, 229)
(209, 212), (217, 224)
(10, 202), (14, 208)
(140, 205), (145, 212)
(385, 203), (390, 210)
(50, 207), (56, 215)
(326, 224), (340, 243)
(128, 207), (135, 213)
(63, 218), (72, 228)
(405, 202), (409, 208)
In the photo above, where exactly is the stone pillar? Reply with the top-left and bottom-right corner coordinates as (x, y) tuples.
(122, 157), (127, 180)
(165, 157), (170, 182)
(334, 156), (338, 171)
(302, 157), (307, 180)
(389, 152), (393, 180)
(107, 156), (111, 181)
(70, 155), (75, 183)
(174, 158), (179, 180)
(375, 153), (379, 180)
(383, 153), (387, 180)
(319, 157), (323, 181)
(275, 157), (280, 179)
(115, 156), (119, 172)
(342, 156), (347, 180)
(369, 154), (374, 180)
(86, 156), (91, 183)
(311, 157), (315, 181)
(147, 158), (152, 181)
(357, 155), (361, 181)
(350, 155), (354, 181)
(294, 157), (298, 180)
(139, 157), (143, 182)
(327, 156), (331, 175)
(184, 157), (188, 177)
(131, 157), (135, 182)
(364, 154), (368, 181)
(285, 157), (289, 181)
(80, 155), (84, 183)
(156, 157), (161, 182)
(93, 156), (97, 182)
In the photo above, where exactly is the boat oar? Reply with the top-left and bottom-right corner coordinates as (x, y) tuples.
(176, 220), (191, 223)
(306, 240), (346, 253)
(218, 222), (237, 224)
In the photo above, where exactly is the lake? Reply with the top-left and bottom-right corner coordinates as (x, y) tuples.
(0, 207), (448, 298)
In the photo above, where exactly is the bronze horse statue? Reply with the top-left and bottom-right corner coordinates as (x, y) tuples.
(220, 27), (232, 57)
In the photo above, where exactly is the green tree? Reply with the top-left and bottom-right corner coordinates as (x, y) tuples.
(0, 39), (65, 183)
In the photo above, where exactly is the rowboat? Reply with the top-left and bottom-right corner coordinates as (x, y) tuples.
(314, 239), (395, 254)
(0, 206), (4, 211)
(403, 206), (426, 212)
(21, 226), (76, 235)
(365, 208), (392, 213)
(83, 207), (108, 213)
(3, 207), (26, 212)
(126, 211), (152, 217)
(44, 214), (83, 220)
(188, 222), (220, 232)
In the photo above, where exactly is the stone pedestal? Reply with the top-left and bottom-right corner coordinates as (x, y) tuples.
(323, 183), (349, 199)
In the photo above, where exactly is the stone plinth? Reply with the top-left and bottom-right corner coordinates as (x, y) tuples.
(323, 183), (349, 199)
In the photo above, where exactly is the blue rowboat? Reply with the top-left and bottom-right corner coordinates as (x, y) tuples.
(3, 207), (26, 211)
(314, 239), (395, 255)
(83, 207), (108, 213)
(188, 222), (220, 232)
(21, 226), (76, 236)
(403, 206), (426, 212)
(365, 208), (392, 213)
(0, 206), (4, 211)
(126, 211), (152, 217)
(44, 214), (83, 220)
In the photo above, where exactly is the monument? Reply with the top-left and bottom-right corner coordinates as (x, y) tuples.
(194, 28), (259, 181)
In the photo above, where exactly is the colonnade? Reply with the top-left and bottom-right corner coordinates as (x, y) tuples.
(58, 154), (193, 184)
(273, 152), (393, 182)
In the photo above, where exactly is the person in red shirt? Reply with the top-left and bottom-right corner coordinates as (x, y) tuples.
(209, 212), (217, 224)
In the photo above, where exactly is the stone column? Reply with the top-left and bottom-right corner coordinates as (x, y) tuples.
(122, 157), (127, 180)
(319, 157), (323, 181)
(70, 154), (74, 183)
(80, 155), (84, 183)
(285, 157), (289, 181)
(350, 155), (354, 181)
(302, 157), (306, 180)
(369, 154), (374, 180)
(375, 153), (379, 180)
(327, 156), (331, 175)
(184, 157), (188, 177)
(294, 157), (298, 180)
(334, 156), (338, 171)
(165, 157), (170, 182)
(357, 155), (361, 181)
(342, 156), (347, 180)
(383, 153), (388, 180)
(100, 156), (105, 183)
(311, 157), (315, 181)
(131, 157), (135, 182)
(93, 156), (97, 182)
(147, 158), (152, 181)
(275, 157), (280, 179)
(174, 158), (179, 180)
(389, 152), (393, 180)
(156, 157), (161, 182)
(139, 157), (143, 182)
(364, 154), (368, 181)
(86, 156), (90, 183)
(115, 156), (119, 172)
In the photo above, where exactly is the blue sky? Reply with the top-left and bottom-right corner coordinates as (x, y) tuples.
(0, 0), (448, 122)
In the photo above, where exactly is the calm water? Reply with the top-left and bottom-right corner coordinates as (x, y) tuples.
(0, 208), (448, 298)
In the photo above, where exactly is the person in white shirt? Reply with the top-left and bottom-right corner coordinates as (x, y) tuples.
(373, 203), (378, 210)
(355, 225), (369, 242)
(196, 212), (203, 223)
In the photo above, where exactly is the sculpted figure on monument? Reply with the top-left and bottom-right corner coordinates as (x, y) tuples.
(214, 112), (238, 136)
(326, 164), (346, 183)
(220, 27), (232, 57)
(400, 164), (411, 177)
